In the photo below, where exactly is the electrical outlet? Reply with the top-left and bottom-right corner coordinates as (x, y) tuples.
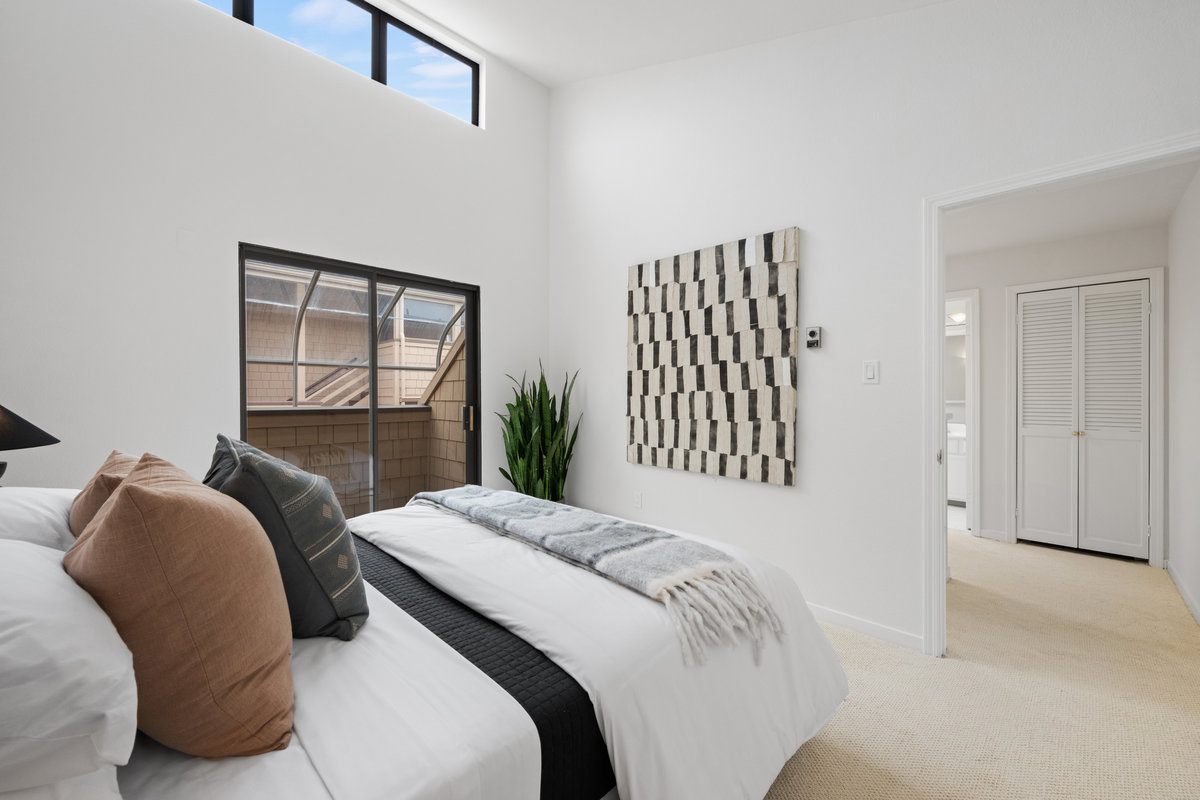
(633, 491), (643, 509)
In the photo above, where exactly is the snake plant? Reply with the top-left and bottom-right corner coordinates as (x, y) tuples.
(496, 367), (580, 502)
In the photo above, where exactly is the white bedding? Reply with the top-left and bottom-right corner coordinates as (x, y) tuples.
(352, 505), (848, 800)
(119, 733), (330, 800)
(119, 504), (846, 800)
(120, 583), (539, 800)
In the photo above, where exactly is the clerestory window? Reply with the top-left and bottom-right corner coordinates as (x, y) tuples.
(194, 0), (480, 125)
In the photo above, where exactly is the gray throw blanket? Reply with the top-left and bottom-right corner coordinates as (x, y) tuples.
(409, 486), (782, 665)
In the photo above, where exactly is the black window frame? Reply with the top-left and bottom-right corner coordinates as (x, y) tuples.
(230, 0), (480, 126)
(239, 242), (483, 509)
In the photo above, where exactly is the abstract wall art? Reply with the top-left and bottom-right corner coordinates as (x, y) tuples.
(626, 228), (799, 486)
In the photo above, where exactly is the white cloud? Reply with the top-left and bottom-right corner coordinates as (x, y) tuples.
(410, 60), (470, 80)
(291, 0), (369, 33)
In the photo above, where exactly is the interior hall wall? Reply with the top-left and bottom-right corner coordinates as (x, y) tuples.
(1167, 168), (1200, 622)
(947, 225), (1169, 540)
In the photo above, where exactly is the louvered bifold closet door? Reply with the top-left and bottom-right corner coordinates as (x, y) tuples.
(1017, 288), (1079, 548)
(1077, 280), (1149, 558)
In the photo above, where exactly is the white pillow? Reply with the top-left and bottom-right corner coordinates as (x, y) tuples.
(0, 541), (137, 793)
(0, 488), (79, 550)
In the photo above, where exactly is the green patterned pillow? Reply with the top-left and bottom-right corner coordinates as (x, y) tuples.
(204, 435), (368, 640)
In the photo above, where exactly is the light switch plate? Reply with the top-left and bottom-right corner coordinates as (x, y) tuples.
(863, 360), (880, 384)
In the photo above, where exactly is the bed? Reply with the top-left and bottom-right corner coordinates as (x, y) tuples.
(0, 467), (847, 800)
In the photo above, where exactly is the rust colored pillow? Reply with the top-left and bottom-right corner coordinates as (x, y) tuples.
(63, 454), (294, 758)
(69, 450), (139, 536)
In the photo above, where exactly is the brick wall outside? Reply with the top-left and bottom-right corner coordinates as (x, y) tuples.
(378, 336), (457, 404)
(243, 299), (467, 517)
(425, 341), (468, 491)
(246, 406), (431, 518)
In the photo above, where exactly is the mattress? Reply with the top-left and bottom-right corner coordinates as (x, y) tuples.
(119, 503), (847, 800)
(353, 504), (849, 800)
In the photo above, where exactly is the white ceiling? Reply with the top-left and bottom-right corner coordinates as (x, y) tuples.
(393, 0), (949, 87)
(944, 160), (1200, 256)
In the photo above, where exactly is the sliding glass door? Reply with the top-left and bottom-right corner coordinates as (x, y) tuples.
(240, 244), (479, 516)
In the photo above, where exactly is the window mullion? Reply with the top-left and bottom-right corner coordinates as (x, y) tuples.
(233, 0), (252, 24)
(373, 11), (386, 84)
(471, 62), (480, 126)
(368, 277), (380, 513)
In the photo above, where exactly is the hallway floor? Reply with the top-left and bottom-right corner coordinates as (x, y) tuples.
(767, 528), (1200, 799)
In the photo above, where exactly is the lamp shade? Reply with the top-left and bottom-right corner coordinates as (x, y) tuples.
(0, 405), (60, 452)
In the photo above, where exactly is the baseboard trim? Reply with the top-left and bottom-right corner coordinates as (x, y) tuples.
(807, 603), (925, 652)
(977, 528), (1008, 542)
(1167, 562), (1200, 627)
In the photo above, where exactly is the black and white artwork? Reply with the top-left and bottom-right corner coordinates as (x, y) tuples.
(626, 228), (799, 486)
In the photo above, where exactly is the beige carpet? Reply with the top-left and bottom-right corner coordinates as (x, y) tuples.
(766, 530), (1200, 800)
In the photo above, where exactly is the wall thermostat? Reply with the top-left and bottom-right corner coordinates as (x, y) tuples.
(805, 327), (822, 349)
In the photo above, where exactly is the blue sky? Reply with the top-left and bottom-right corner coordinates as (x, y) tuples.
(195, 0), (473, 122)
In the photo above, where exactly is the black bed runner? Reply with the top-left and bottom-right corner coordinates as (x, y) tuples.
(353, 535), (616, 800)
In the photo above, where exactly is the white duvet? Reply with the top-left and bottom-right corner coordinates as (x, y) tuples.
(353, 504), (848, 800)
(120, 504), (846, 800)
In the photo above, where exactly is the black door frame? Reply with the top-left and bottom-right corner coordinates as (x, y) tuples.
(238, 243), (482, 507)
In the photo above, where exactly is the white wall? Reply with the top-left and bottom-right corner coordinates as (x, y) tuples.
(1168, 170), (1200, 622)
(0, 0), (549, 488)
(946, 225), (1168, 539)
(546, 0), (1200, 648)
(944, 333), (966, 405)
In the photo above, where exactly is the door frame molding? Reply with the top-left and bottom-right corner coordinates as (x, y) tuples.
(945, 289), (981, 537)
(921, 130), (1200, 657)
(1004, 270), (1163, 565)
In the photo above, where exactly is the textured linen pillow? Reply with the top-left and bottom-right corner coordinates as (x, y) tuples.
(68, 450), (138, 536)
(0, 540), (136, 793)
(62, 453), (294, 759)
(0, 487), (79, 550)
(205, 434), (369, 641)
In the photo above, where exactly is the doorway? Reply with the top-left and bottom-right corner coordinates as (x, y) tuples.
(238, 244), (481, 517)
(944, 291), (978, 536)
(921, 135), (1200, 657)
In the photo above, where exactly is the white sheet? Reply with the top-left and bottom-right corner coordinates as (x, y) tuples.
(288, 583), (540, 800)
(352, 505), (848, 800)
(120, 582), (540, 800)
(1, 766), (121, 800)
(119, 734), (331, 800)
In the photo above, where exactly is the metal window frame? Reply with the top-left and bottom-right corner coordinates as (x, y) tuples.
(231, 0), (480, 126)
(245, 358), (439, 372)
(239, 243), (483, 509)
